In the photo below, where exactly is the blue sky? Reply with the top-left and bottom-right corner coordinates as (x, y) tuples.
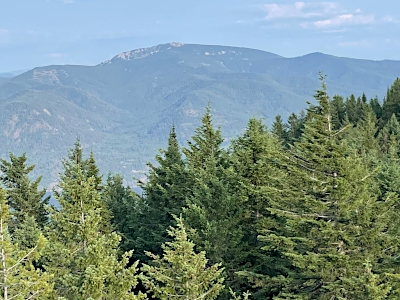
(0, 0), (399, 72)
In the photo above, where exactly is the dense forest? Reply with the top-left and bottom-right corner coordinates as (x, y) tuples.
(1, 75), (400, 299)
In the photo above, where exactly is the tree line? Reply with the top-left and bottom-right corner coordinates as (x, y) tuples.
(1, 75), (400, 299)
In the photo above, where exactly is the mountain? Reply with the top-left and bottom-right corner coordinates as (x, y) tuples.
(0, 77), (9, 85)
(0, 42), (399, 188)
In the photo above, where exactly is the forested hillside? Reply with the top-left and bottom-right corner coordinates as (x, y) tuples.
(1, 43), (399, 188)
(1, 75), (400, 299)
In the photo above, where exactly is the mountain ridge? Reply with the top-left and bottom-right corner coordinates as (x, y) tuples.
(0, 42), (399, 188)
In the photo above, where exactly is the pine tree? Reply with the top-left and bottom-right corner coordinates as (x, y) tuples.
(370, 96), (383, 120)
(44, 153), (145, 299)
(61, 139), (111, 233)
(136, 126), (189, 258)
(330, 95), (346, 129)
(103, 173), (143, 251)
(0, 188), (53, 299)
(140, 216), (225, 300)
(0, 153), (49, 230)
(340, 260), (392, 299)
(378, 114), (400, 157)
(260, 75), (398, 299)
(380, 78), (400, 127)
(271, 115), (288, 145)
(183, 107), (244, 298)
(286, 112), (304, 144)
(347, 106), (379, 156)
(183, 105), (224, 169)
(86, 151), (103, 191)
(345, 94), (358, 124)
(231, 118), (289, 298)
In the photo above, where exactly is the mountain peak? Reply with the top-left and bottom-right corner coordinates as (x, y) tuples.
(101, 42), (185, 64)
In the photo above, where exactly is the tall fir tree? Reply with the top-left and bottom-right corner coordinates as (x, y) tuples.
(380, 78), (400, 128)
(330, 95), (346, 129)
(183, 105), (225, 169)
(44, 148), (145, 300)
(61, 139), (111, 233)
(103, 173), (144, 252)
(231, 118), (289, 299)
(259, 75), (398, 299)
(136, 126), (189, 259)
(370, 96), (383, 119)
(286, 112), (304, 144)
(183, 106), (244, 298)
(345, 94), (358, 124)
(378, 113), (400, 157)
(0, 153), (49, 230)
(271, 115), (288, 145)
(346, 106), (379, 157)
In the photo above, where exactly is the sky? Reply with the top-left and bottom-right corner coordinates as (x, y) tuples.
(0, 0), (399, 73)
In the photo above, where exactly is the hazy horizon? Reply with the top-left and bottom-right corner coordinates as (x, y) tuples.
(1, 0), (399, 73)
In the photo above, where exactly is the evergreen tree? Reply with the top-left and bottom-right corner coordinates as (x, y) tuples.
(260, 75), (398, 299)
(0, 188), (53, 299)
(0, 153), (49, 230)
(44, 153), (145, 299)
(378, 113), (400, 156)
(271, 115), (287, 144)
(61, 139), (111, 233)
(330, 95), (346, 129)
(136, 126), (189, 259)
(347, 106), (379, 156)
(183, 105), (224, 169)
(86, 151), (103, 191)
(140, 216), (225, 300)
(231, 119), (289, 299)
(103, 173), (143, 252)
(370, 96), (383, 120)
(345, 94), (358, 124)
(286, 112), (304, 144)
(380, 78), (400, 127)
(183, 107), (244, 297)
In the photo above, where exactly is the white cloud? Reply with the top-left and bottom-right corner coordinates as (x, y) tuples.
(0, 29), (9, 35)
(382, 16), (399, 23)
(313, 14), (374, 28)
(261, 2), (340, 20)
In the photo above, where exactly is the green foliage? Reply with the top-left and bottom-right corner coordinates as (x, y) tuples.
(381, 78), (400, 127)
(0, 153), (49, 230)
(2, 74), (400, 299)
(378, 114), (400, 157)
(286, 112), (305, 144)
(330, 95), (346, 129)
(103, 173), (143, 251)
(44, 148), (145, 299)
(0, 188), (53, 299)
(140, 216), (225, 300)
(183, 107), (244, 298)
(231, 119), (290, 298)
(271, 115), (287, 144)
(61, 139), (111, 233)
(260, 75), (398, 299)
(370, 96), (383, 119)
(1, 45), (399, 188)
(135, 126), (189, 259)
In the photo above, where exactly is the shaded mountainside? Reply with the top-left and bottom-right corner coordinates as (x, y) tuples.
(0, 42), (399, 187)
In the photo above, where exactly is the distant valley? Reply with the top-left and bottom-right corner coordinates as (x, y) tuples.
(0, 42), (399, 188)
